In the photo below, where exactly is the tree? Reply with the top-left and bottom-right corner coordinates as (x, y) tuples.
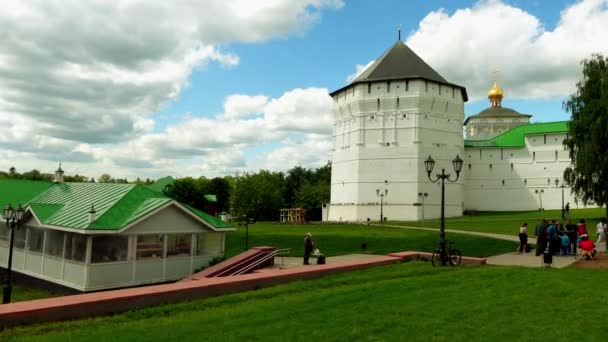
(564, 53), (608, 217)
(208, 177), (231, 213)
(233, 171), (285, 221)
(284, 165), (313, 207)
(164, 177), (204, 210)
(98, 174), (114, 183)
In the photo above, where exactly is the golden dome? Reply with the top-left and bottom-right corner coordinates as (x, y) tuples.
(487, 81), (504, 107)
(488, 81), (504, 97)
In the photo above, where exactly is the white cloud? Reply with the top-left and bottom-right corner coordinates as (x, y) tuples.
(346, 60), (375, 83)
(256, 133), (332, 171)
(403, 0), (608, 100)
(223, 95), (269, 120)
(0, 0), (342, 178)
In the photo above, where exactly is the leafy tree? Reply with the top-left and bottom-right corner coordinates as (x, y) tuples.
(233, 171), (285, 221)
(164, 177), (204, 210)
(208, 177), (231, 213)
(564, 53), (608, 217)
(284, 165), (313, 207)
(64, 174), (88, 182)
(22, 169), (45, 180)
(98, 174), (114, 183)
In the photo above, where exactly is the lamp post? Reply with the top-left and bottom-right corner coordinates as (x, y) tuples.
(418, 192), (429, 224)
(591, 172), (606, 218)
(238, 215), (256, 251)
(535, 189), (544, 211)
(376, 188), (388, 223)
(555, 179), (566, 219)
(424, 155), (463, 266)
(3, 203), (25, 304)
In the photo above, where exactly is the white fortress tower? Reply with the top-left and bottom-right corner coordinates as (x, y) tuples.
(327, 40), (468, 222)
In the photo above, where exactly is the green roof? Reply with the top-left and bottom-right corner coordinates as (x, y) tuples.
(185, 205), (232, 229)
(0, 179), (54, 218)
(204, 194), (217, 202)
(464, 121), (569, 148)
(0, 179), (232, 231)
(146, 176), (175, 193)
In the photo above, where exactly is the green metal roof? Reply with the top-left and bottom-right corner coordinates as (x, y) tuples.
(204, 194), (217, 202)
(185, 205), (233, 229)
(0, 179), (54, 218)
(464, 121), (569, 148)
(0, 179), (232, 231)
(146, 176), (175, 193)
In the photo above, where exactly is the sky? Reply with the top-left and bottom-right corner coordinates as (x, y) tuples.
(1, 0), (607, 180)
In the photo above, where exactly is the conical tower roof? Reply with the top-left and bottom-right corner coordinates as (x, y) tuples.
(331, 40), (467, 101)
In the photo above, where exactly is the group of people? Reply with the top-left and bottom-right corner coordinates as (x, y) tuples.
(518, 217), (607, 260)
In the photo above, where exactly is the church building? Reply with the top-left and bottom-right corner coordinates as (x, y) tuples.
(326, 40), (576, 222)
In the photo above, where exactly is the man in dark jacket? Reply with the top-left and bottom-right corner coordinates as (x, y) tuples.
(535, 219), (548, 256)
(304, 233), (314, 265)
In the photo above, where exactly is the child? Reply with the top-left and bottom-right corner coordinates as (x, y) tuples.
(560, 233), (570, 256)
(578, 235), (596, 260)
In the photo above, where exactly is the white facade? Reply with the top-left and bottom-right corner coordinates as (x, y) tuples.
(0, 204), (228, 291)
(325, 41), (579, 223)
(464, 132), (577, 211)
(328, 79), (466, 221)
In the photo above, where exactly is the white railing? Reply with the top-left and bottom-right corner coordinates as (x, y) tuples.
(231, 248), (291, 276)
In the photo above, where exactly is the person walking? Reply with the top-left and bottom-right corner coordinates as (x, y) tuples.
(518, 223), (528, 253)
(303, 233), (314, 265)
(596, 218), (607, 245)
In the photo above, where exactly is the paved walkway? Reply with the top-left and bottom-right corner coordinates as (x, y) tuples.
(272, 254), (389, 269)
(374, 223), (608, 268)
(377, 223), (536, 244)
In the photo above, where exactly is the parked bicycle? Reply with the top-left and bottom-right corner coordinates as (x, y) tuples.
(431, 241), (462, 267)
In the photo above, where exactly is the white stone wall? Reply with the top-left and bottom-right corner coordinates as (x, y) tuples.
(463, 132), (577, 211)
(328, 79), (465, 222)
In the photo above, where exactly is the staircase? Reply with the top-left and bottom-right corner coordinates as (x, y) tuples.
(180, 246), (285, 281)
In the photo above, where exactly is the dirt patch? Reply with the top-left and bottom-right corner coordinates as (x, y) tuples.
(573, 253), (608, 269)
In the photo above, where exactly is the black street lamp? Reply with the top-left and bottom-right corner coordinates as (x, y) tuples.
(238, 215), (256, 251)
(591, 172), (607, 218)
(424, 155), (463, 266)
(376, 188), (388, 223)
(3, 203), (25, 304)
(534, 189), (544, 211)
(555, 179), (566, 219)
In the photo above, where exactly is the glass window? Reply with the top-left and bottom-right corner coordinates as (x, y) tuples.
(45, 230), (65, 258)
(65, 233), (87, 262)
(136, 235), (164, 259)
(196, 233), (222, 256)
(167, 234), (192, 257)
(91, 236), (129, 263)
(27, 227), (44, 253)
(14, 227), (26, 249)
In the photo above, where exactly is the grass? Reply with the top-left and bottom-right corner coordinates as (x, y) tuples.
(10, 284), (61, 303)
(3, 262), (608, 341)
(224, 222), (518, 258)
(389, 207), (606, 239)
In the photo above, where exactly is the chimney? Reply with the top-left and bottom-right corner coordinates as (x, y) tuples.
(88, 204), (96, 224)
(53, 163), (64, 183)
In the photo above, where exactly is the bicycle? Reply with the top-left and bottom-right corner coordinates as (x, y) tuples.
(431, 241), (462, 267)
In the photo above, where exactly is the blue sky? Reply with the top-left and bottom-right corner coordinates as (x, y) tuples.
(161, 0), (573, 125)
(0, 0), (607, 179)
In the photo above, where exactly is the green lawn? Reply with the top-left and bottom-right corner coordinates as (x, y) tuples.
(224, 222), (518, 258)
(389, 207), (605, 239)
(3, 262), (608, 341)
(10, 284), (61, 303)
